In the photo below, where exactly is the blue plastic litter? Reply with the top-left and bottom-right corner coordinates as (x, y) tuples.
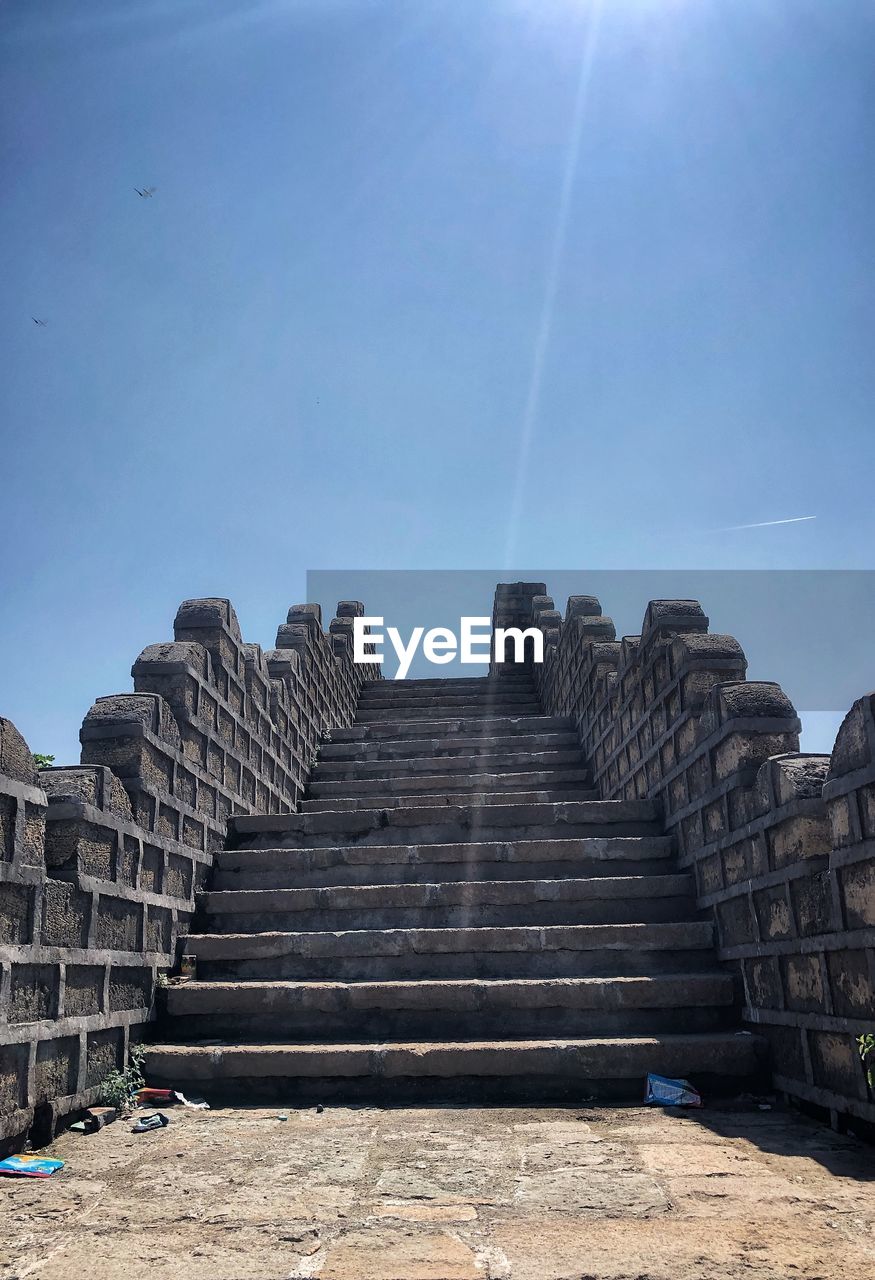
(0, 1155), (65, 1178)
(645, 1073), (702, 1107)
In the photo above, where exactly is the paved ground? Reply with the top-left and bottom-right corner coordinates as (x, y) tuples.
(1, 1102), (873, 1279)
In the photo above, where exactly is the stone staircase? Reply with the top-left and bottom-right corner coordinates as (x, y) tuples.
(145, 673), (764, 1101)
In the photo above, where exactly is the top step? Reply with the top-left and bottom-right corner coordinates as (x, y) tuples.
(329, 715), (573, 743)
(359, 677), (535, 694)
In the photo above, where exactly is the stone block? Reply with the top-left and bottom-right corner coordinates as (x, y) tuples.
(145, 904), (172, 953)
(42, 881), (90, 948)
(808, 1031), (866, 1102)
(780, 954), (825, 1013)
(85, 1027), (123, 1089)
(702, 798), (726, 840)
(9, 963), (59, 1023)
(827, 698), (871, 778)
(723, 838), (755, 886)
(0, 794), (14, 862)
(118, 835), (139, 886)
(859, 783), (875, 840)
(41, 765), (133, 821)
(0, 718), (39, 785)
(839, 860), (875, 929)
(698, 852), (723, 895)
(0, 1043), (28, 1113)
(826, 949), (874, 1018)
(789, 872), (833, 938)
(759, 1023), (806, 1083)
(34, 1036), (78, 1103)
(21, 801), (46, 868)
(45, 819), (115, 881)
(717, 895), (756, 948)
(165, 851), (193, 900)
(827, 795), (854, 849)
(753, 885), (793, 942)
(0, 882), (33, 944)
(108, 965), (153, 1012)
(93, 896), (141, 951)
(64, 965), (104, 1017)
(768, 815), (831, 868)
(139, 843), (164, 892)
(744, 956), (782, 1010)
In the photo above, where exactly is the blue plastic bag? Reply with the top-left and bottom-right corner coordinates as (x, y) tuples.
(645, 1072), (702, 1107)
(0, 1154), (65, 1178)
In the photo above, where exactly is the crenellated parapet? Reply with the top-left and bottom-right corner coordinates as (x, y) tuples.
(0, 596), (380, 1151)
(501, 582), (874, 1131)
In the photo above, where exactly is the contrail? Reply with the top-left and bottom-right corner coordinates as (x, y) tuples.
(713, 515), (817, 532)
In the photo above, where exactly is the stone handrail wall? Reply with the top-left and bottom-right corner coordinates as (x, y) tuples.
(501, 582), (874, 1130)
(1, 598), (379, 1150)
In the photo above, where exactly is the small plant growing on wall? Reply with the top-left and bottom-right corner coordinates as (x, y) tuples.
(858, 1034), (875, 1092)
(98, 1044), (146, 1110)
(32, 753), (55, 769)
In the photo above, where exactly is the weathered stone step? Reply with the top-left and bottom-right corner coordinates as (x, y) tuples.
(307, 767), (590, 799)
(319, 731), (580, 764)
(327, 715), (574, 743)
(356, 682), (539, 702)
(313, 746), (584, 779)
(230, 799), (660, 849)
(182, 921), (716, 981)
(360, 676), (535, 694)
(356, 682), (539, 700)
(355, 701), (543, 723)
(361, 674), (534, 690)
(300, 786), (599, 813)
(197, 874), (696, 933)
(143, 1032), (765, 1103)
(213, 835), (675, 891)
(161, 973), (735, 1041)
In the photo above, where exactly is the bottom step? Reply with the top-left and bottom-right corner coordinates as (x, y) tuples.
(144, 1032), (765, 1104)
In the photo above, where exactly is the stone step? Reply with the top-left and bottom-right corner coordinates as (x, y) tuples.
(359, 677), (535, 694)
(319, 731), (581, 764)
(160, 972), (736, 1042)
(213, 835), (676, 891)
(197, 874), (696, 933)
(143, 1031), (765, 1103)
(355, 701), (543, 723)
(326, 715), (574, 743)
(356, 683), (540, 703)
(356, 680), (539, 697)
(312, 746), (584, 779)
(300, 786), (599, 813)
(230, 799), (660, 849)
(306, 767), (591, 799)
(363, 673), (535, 686)
(182, 921), (716, 981)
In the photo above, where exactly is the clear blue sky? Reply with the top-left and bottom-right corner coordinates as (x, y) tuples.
(2, 0), (873, 763)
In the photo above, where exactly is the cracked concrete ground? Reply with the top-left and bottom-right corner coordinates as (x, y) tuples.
(1, 1103), (873, 1280)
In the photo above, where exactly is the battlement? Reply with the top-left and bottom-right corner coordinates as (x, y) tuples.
(509, 584), (874, 1131)
(0, 598), (379, 1151)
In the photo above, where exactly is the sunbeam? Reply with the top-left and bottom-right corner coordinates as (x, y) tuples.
(503, 0), (604, 570)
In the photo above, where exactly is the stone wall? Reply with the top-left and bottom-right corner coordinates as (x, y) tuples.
(0, 598), (378, 1150)
(502, 582), (874, 1130)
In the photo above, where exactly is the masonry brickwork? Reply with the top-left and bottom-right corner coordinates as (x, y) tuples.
(499, 583), (874, 1129)
(0, 599), (378, 1150)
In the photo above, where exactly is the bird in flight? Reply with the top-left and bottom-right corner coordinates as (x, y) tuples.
(135, 186), (156, 198)
(32, 317), (47, 326)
